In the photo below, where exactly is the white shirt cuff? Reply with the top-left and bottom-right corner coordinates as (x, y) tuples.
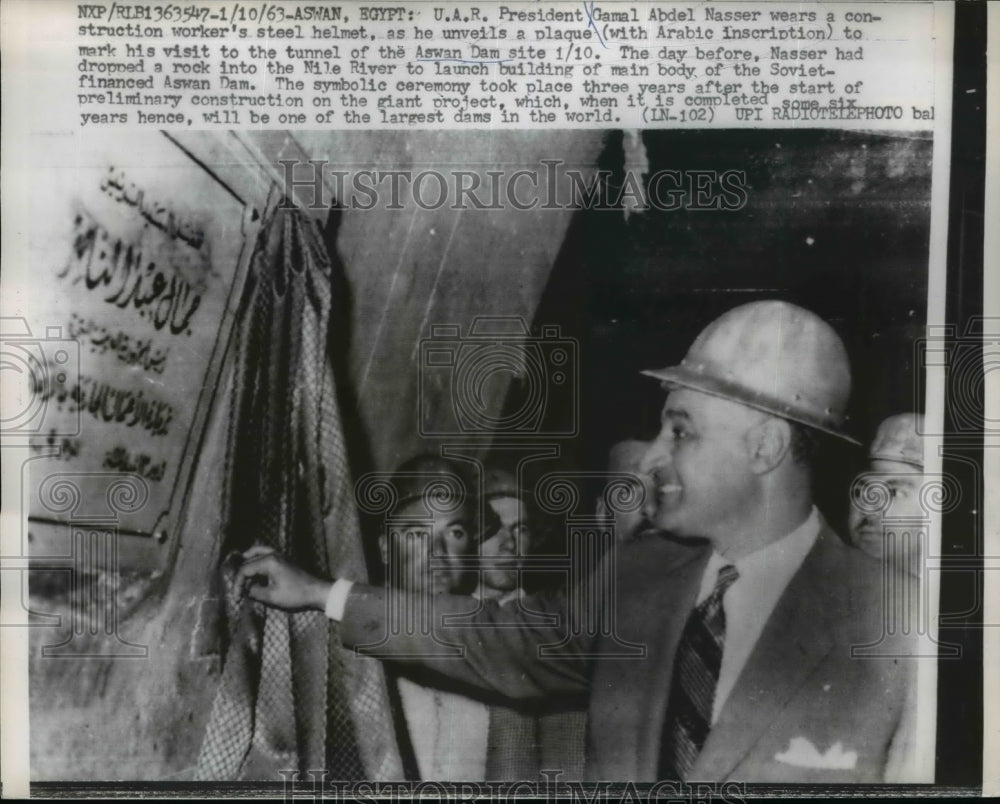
(324, 578), (354, 621)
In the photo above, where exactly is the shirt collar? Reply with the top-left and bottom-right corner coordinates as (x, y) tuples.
(698, 507), (821, 601)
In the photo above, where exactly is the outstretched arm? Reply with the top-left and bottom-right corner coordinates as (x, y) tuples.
(235, 547), (590, 699)
(338, 581), (590, 699)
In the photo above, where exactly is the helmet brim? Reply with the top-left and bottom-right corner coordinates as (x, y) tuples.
(868, 452), (923, 470)
(641, 365), (862, 447)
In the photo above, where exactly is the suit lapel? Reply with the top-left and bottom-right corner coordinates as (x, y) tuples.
(687, 523), (848, 780)
(635, 541), (711, 777)
(589, 534), (710, 780)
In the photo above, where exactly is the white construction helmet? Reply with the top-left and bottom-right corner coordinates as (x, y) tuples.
(869, 413), (925, 468)
(642, 300), (859, 444)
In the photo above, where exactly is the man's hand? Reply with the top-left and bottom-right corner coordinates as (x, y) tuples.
(234, 546), (332, 611)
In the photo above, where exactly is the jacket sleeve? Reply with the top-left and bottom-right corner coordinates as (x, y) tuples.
(338, 584), (591, 699)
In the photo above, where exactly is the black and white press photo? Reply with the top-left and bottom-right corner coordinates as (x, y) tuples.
(0, 0), (991, 798)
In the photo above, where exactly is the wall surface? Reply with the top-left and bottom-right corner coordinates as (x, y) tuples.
(27, 130), (603, 781)
(29, 367), (235, 780)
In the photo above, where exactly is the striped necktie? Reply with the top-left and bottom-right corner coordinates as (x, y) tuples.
(658, 563), (739, 780)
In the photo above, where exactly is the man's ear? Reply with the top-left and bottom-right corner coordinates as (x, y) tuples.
(378, 533), (388, 565)
(744, 417), (792, 474)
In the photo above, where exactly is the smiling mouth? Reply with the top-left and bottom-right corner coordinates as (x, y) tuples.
(655, 483), (682, 505)
(647, 482), (681, 517)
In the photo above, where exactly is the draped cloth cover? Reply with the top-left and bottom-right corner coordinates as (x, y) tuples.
(195, 205), (403, 781)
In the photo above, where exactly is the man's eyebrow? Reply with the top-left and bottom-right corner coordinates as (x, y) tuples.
(884, 476), (921, 488)
(662, 408), (691, 421)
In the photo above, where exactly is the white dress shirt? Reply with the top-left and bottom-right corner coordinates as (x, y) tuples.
(327, 583), (504, 780)
(325, 576), (354, 621)
(395, 674), (490, 780)
(696, 507), (820, 723)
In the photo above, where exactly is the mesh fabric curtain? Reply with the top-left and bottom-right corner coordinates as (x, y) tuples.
(195, 203), (403, 781)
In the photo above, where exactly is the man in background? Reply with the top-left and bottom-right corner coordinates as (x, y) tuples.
(354, 454), (493, 780)
(597, 439), (654, 542)
(476, 464), (586, 781)
(848, 412), (927, 579)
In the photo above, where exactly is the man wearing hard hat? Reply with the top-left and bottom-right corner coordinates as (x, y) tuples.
(474, 464), (587, 781)
(237, 301), (921, 783)
(362, 453), (491, 781)
(849, 413), (927, 579)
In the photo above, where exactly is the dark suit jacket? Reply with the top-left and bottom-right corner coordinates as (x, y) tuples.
(340, 520), (920, 782)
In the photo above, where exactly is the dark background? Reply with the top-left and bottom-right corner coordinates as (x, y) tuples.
(521, 127), (932, 536)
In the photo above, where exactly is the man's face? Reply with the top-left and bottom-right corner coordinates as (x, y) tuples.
(597, 441), (654, 541)
(381, 500), (477, 594)
(639, 388), (760, 544)
(480, 496), (533, 593)
(849, 458), (925, 576)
